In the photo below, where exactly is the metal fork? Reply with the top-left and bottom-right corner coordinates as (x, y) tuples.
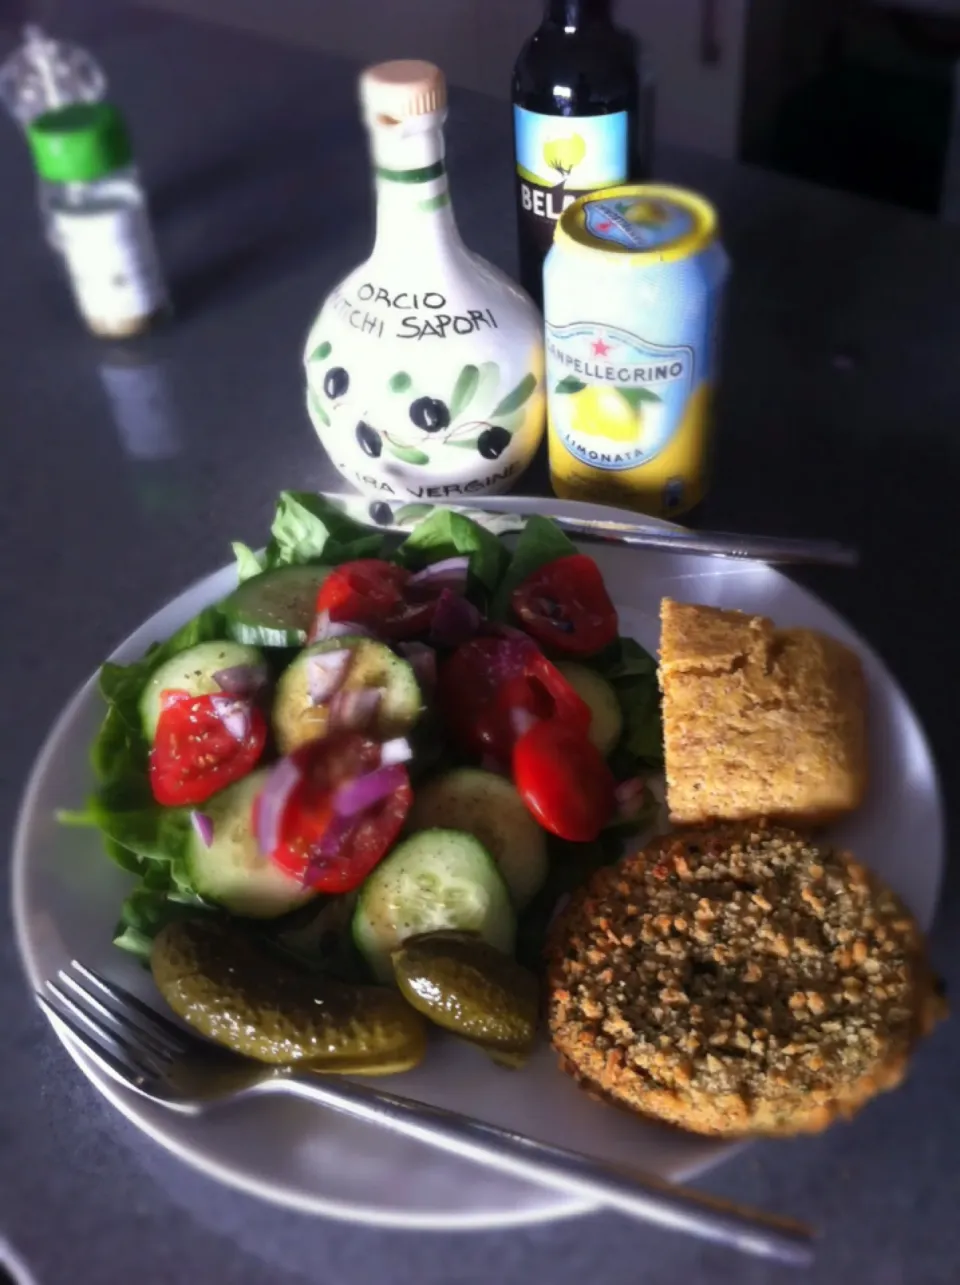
(38, 962), (816, 1267)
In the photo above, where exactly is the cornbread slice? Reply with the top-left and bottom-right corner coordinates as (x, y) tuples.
(546, 826), (945, 1138)
(659, 599), (867, 826)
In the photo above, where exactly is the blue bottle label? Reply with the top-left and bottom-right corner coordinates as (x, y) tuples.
(514, 106), (629, 257)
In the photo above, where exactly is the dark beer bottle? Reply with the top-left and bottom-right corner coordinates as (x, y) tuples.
(512, 0), (649, 306)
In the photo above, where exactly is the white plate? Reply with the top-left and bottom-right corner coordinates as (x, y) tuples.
(12, 498), (944, 1230)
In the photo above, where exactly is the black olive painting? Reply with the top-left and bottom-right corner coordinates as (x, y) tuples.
(304, 346), (540, 471)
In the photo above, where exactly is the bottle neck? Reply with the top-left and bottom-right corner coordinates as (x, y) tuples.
(367, 110), (461, 259)
(545, 0), (611, 30)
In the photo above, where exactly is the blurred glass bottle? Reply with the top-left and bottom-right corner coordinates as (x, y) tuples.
(27, 102), (170, 338)
(0, 24), (107, 248)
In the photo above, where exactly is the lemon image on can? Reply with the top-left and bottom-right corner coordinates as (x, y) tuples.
(567, 385), (637, 442)
(543, 184), (728, 518)
(562, 381), (662, 448)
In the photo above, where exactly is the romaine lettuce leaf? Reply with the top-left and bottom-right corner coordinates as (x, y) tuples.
(587, 637), (664, 771)
(264, 491), (384, 568)
(85, 604), (228, 870)
(489, 515), (578, 619)
(232, 541), (265, 583)
(113, 883), (212, 961)
(396, 507), (509, 594)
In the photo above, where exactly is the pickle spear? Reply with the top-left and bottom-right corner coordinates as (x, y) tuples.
(152, 918), (426, 1074)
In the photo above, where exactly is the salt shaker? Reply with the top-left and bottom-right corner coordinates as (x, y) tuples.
(0, 24), (105, 124)
(27, 102), (170, 338)
(0, 24), (107, 248)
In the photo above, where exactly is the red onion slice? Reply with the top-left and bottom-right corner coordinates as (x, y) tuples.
(332, 764), (408, 818)
(480, 753), (508, 776)
(510, 706), (538, 739)
(478, 632), (541, 681)
(482, 622), (531, 643)
(397, 641), (437, 694)
(307, 649), (353, 705)
(212, 664), (268, 697)
(615, 776), (648, 819)
(308, 610), (377, 644)
(328, 686), (382, 732)
(209, 695), (253, 743)
(304, 815), (356, 885)
(380, 736), (413, 766)
(408, 555), (470, 594)
(190, 810), (214, 848)
(548, 892), (571, 928)
(430, 589), (482, 648)
(615, 777), (646, 803)
(253, 754), (304, 855)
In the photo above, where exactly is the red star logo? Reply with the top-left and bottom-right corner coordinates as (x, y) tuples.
(591, 338), (612, 357)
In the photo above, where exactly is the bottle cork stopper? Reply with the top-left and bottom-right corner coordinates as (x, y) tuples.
(360, 60), (446, 123)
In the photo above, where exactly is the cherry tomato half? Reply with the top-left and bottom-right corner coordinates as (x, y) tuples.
(511, 554), (618, 657)
(149, 690), (267, 807)
(440, 634), (591, 765)
(316, 559), (435, 641)
(263, 733), (411, 893)
(513, 719), (615, 842)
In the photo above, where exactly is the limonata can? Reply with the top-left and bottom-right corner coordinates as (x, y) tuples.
(544, 184), (728, 518)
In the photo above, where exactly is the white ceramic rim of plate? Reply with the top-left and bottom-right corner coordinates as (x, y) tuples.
(11, 497), (944, 1229)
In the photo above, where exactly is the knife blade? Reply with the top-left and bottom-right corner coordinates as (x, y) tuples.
(321, 493), (859, 569)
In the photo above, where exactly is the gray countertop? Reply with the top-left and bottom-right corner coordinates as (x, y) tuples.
(2, 6), (959, 1284)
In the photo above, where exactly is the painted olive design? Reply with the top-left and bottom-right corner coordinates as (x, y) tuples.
(356, 421), (382, 457)
(409, 397), (450, 432)
(478, 426), (511, 459)
(324, 367), (350, 399)
(369, 501), (394, 525)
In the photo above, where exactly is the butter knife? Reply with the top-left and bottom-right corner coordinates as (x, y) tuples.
(323, 493), (859, 568)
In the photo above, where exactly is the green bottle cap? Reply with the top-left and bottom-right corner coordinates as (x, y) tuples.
(27, 102), (133, 182)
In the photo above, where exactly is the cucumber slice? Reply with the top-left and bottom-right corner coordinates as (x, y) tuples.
(557, 662), (623, 757)
(407, 769), (547, 907)
(352, 829), (515, 983)
(138, 640), (265, 741)
(186, 769), (316, 918)
(222, 565), (332, 647)
(273, 637), (422, 755)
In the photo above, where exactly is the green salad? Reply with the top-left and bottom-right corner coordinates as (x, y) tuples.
(62, 492), (663, 984)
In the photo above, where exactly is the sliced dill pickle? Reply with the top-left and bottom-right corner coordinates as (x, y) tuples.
(391, 931), (538, 1064)
(151, 918), (426, 1073)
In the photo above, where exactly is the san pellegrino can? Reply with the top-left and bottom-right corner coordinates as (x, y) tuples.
(544, 184), (728, 518)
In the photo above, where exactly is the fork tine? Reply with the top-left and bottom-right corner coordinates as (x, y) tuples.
(57, 970), (174, 1065)
(37, 992), (153, 1090)
(45, 980), (163, 1080)
(67, 960), (190, 1056)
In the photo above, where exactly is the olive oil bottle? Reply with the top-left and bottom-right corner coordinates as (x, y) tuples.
(512, 0), (650, 306)
(303, 61), (546, 499)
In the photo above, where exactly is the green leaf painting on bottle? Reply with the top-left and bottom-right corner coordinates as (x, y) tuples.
(383, 433), (429, 466)
(308, 390), (331, 428)
(449, 364), (480, 419)
(491, 373), (537, 419)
